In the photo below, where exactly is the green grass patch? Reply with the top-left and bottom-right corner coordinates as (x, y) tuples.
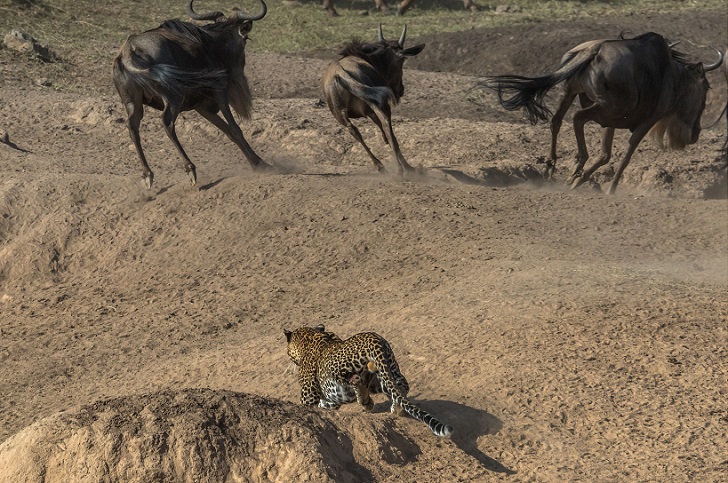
(0, 0), (723, 91)
(1, 0), (724, 56)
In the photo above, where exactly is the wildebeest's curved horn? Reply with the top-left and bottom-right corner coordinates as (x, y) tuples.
(668, 41), (680, 49)
(398, 24), (407, 48)
(702, 46), (724, 72)
(378, 24), (384, 42)
(231, 0), (268, 21)
(187, 0), (225, 21)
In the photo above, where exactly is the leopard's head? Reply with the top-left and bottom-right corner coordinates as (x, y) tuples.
(284, 325), (339, 365)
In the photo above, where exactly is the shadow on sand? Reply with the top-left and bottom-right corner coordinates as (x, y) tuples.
(0, 135), (31, 153)
(198, 177), (226, 191)
(437, 165), (544, 188)
(412, 399), (516, 475)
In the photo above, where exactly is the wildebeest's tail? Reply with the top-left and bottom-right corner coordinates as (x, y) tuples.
(114, 41), (251, 118)
(335, 70), (398, 109)
(371, 339), (453, 438)
(477, 45), (598, 124)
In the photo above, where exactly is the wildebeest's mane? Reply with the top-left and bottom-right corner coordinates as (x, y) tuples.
(157, 18), (245, 44)
(660, 37), (691, 65)
(338, 39), (385, 60)
(158, 19), (216, 44)
(619, 32), (691, 66)
(668, 48), (690, 65)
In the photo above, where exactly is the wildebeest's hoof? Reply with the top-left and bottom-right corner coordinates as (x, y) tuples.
(401, 165), (426, 179)
(570, 176), (584, 190)
(254, 161), (274, 172)
(566, 172), (582, 185)
(187, 168), (197, 186)
(143, 173), (154, 190)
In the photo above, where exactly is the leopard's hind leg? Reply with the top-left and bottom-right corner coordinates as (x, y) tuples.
(386, 353), (409, 415)
(347, 372), (375, 412)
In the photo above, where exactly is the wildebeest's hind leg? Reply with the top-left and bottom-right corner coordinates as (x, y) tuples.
(122, 100), (155, 189)
(371, 105), (415, 176)
(339, 110), (386, 172)
(321, 0), (339, 17)
(161, 101), (198, 186)
(570, 127), (614, 189)
(567, 102), (608, 187)
(210, 93), (270, 171)
(546, 90), (578, 179)
(367, 112), (389, 145)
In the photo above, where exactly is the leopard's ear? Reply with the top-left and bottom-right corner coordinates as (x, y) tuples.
(284, 329), (293, 342)
(313, 324), (326, 332)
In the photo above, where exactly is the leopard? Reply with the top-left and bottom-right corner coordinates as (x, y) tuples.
(283, 324), (453, 437)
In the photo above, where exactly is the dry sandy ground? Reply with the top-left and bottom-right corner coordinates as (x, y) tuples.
(0, 8), (727, 482)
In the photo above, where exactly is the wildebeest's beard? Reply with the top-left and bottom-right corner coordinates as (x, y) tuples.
(650, 64), (708, 149)
(650, 115), (697, 150)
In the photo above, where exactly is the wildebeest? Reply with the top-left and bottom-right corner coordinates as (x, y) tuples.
(112, 0), (269, 189)
(717, 49), (728, 163)
(321, 25), (425, 175)
(321, 0), (477, 17)
(480, 32), (724, 194)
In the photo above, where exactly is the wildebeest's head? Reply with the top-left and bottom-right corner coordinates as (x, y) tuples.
(187, 0), (267, 24)
(338, 24), (425, 100)
(651, 46), (724, 149)
(185, 0), (267, 63)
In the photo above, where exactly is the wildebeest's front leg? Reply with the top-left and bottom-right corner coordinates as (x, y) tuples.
(210, 92), (270, 171)
(161, 101), (198, 186)
(340, 111), (386, 172)
(196, 106), (270, 172)
(606, 120), (657, 195)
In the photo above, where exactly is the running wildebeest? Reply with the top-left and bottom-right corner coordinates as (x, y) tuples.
(321, 25), (425, 175)
(113, 0), (269, 189)
(716, 49), (728, 163)
(480, 32), (724, 194)
(321, 0), (477, 17)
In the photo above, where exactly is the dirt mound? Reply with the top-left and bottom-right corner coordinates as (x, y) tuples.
(0, 388), (456, 483)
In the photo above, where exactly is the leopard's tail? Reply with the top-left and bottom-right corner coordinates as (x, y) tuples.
(396, 395), (454, 438)
(371, 340), (454, 438)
